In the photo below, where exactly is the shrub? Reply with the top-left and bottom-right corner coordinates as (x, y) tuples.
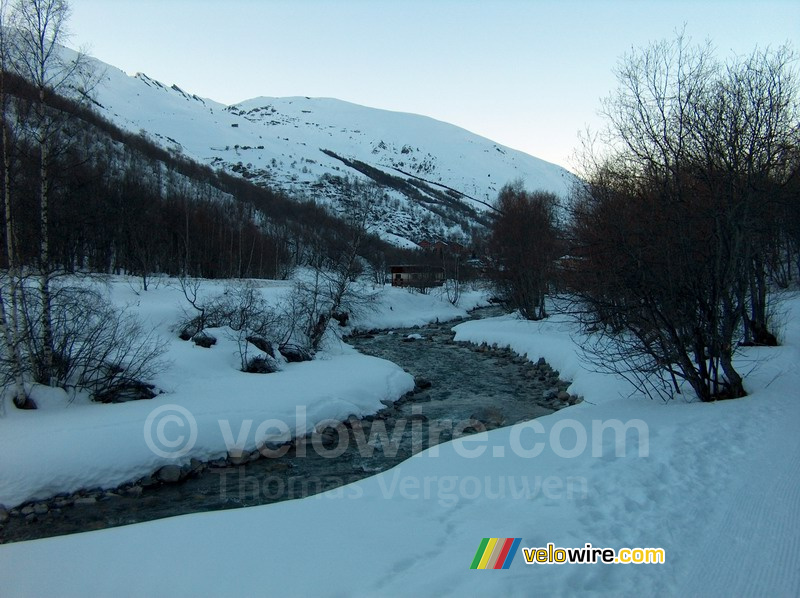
(10, 285), (167, 402)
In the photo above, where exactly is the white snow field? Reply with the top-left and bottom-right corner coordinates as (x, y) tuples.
(60, 44), (577, 246)
(92, 56), (575, 205)
(0, 277), (488, 509)
(1, 287), (799, 597)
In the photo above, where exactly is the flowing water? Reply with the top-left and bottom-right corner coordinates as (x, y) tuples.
(0, 307), (572, 544)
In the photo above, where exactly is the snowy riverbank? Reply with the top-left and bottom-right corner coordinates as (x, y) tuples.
(1, 284), (798, 597)
(0, 277), (489, 509)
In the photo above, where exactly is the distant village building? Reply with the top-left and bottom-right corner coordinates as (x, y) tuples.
(389, 265), (445, 288)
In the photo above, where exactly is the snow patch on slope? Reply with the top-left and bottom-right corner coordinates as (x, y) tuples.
(81, 48), (576, 246)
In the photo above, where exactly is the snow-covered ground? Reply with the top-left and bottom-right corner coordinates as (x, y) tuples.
(60, 43), (577, 246)
(92, 54), (575, 206)
(1, 286), (798, 597)
(0, 277), (487, 509)
(352, 283), (489, 330)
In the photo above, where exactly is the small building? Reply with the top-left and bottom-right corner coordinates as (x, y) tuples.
(389, 265), (445, 288)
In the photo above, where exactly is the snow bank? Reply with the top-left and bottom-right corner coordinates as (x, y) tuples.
(0, 277), (487, 508)
(0, 278), (414, 508)
(452, 312), (637, 405)
(2, 288), (798, 597)
(351, 284), (490, 330)
(0, 346), (412, 509)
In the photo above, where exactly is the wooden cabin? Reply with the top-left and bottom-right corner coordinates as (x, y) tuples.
(389, 265), (445, 288)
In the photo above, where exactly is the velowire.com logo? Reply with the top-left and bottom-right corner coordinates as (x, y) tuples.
(470, 538), (522, 570)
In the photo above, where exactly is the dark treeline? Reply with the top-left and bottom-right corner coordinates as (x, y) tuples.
(480, 38), (799, 402)
(0, 70), (416, 282)
(0, 0), (431, 409)
(563, 39), (800, 401)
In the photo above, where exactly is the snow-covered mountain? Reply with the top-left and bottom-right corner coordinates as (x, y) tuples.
(89, 54), (575, 247)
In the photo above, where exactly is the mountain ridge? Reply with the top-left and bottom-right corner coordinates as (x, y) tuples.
(84, 49), (576, 247)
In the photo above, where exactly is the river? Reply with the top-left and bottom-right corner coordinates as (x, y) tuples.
(0, 307), (571, 543)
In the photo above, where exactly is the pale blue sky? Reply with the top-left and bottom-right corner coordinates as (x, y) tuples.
(67, 0), (799, 169)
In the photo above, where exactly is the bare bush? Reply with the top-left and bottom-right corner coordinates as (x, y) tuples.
(4, 284), (167, 402)
(294, 182), (381, 352)
(177, 279), (285, 372)
(289, 269), (377, 353)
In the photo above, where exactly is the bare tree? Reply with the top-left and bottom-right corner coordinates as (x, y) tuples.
(443, 251), (461, 306)
(0, 0), (174, 408)
(487, 181), (559, 320)
(0, 0), (28, 408)
(688, 45), (800, 344)
(299, 181), (381, 351)
(9, 0), (94, 385)
(568, 34), (799, 402)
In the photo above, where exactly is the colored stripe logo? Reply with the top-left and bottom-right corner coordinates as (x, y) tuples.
(470, 538), (522, 569)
